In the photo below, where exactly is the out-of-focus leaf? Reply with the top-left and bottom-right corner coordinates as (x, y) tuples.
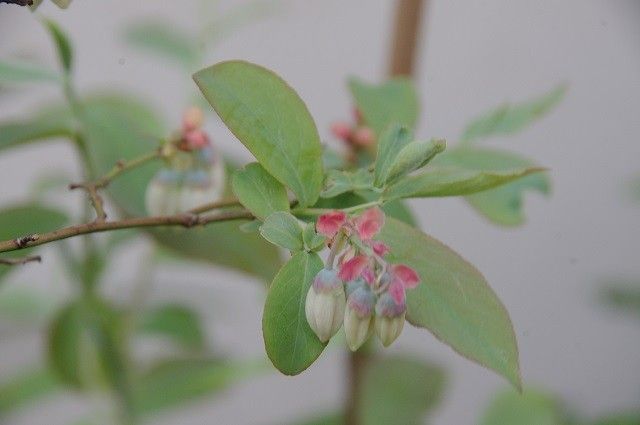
(202, 0), (282, 45)
(383, 165), (544, 201)
(381, 200), (417, 227)
(47, 299), (129, 396)
(0, 110), (74, 153)
(461, 85), (566, 143)
(43, 19), (73, 73)
(262, 251), (326, 375)
(322, 169), (373, 198)
(434, 147), (550, 226)
(124, 21), (199, 69)
(51, 0), (73, 9)
(0, 286), (58, 323)
(0, 204), (68, 283)
(383, 138), (446, 184)
(232, 162), (289, 220)
(138, 304), (205, 350)
(0, 60), (60, 84)
(285, 413), (344, 425)
(480, 389), (563, 425)
(348, 77), (419, 136)
(322, 146), (347, 170)
(378, 218), (521, 389)
(259, 212), (304, 251)
(359, 356), (446, 425)
(0, 368), (59, 417)
(134, 358), (266, 416)
(194, 61), (324, 207)
(78, 94), (281, 281)
(600, 282), (640, 318)
(593, 413), (640, 425)
(374, 124), (413, 187)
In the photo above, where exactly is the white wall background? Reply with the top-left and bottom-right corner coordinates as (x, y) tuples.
(1, 1), (639, 424)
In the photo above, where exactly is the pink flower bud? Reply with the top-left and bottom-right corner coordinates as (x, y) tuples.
(354, 207), (385, 240)
(182, 106), (204, 131)
(331, 122), (353, 141)
(338, 255), (369, 282)
(344, 286), (376, 351)
(184, 129), (210, 150)
(392, 264), (420, 289)
(316, 210), (347, 238)
(352, 127), (375, 147)
(371, 241), (390, 257)
(305, 269), (346, 343)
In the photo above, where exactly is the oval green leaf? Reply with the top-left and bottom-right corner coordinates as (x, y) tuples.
(194, 61), (323, 207)
(232, 162), (289, 220)
(259, 212), (304, 252)
(138, 304), (205, 350)
(262, 251), (326, 375)
(378, 218), (521, 389)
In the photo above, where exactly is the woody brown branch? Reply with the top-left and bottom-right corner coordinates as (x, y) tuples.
(0, 209), (253, 254)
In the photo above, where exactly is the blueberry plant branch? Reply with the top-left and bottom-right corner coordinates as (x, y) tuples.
(0, 255), (42, 265)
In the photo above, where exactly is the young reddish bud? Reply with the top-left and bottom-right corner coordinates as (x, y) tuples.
(316, 210), (347, 239)
(182, 106), (204, 131)
(392, 264), (420, 289)
(354, 207), (385, 240)
(305, 269), (346, 343)
(352, 127), (375, 147)
(338, 255), (369, 282)
(371, 241), (390, 257)
(353, 107), (364, 125)
(344, 286), (376, 351)
(184, 129), (209, 150)
(331, 122), (352, 141)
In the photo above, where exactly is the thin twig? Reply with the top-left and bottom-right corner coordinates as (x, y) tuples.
(0, 210), (253, 254)
(69, 150), (163, 222)
(0, 255), (42, 266)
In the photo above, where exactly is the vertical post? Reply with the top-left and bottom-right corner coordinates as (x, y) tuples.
(388, 0), (426, 77)
(344, 1), (426, 424)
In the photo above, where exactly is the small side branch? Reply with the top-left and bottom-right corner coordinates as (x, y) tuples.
(0, 255), (42, 266)
(69, 150), (162, 222)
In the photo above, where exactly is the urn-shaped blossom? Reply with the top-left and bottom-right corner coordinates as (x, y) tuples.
(305, 268), (346, 343)
(344, 286), (376, 351)
(374, 290), (407, 347)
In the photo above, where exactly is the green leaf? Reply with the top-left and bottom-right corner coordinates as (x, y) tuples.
(48, 298), (131, 405)
(194, 61), (324, 207)
(286, 413), (344, 425)
(232, 162), (290, 220)
(384, 138), (446, 184)
(259, 211), (304, 251)
(593, 413), (640, 425)
(383, 165), (544, 201)
(381, 200), (418, 227)
(262, 251), (326, 375)
(134, 359), (264, 416)
(0, 286), (58, 323)
(378, 218), (521, 389)
(43, 19), (73, 74)
(302, 222), (326, 252)
(434, 147), (550, 226)
(0, 204), (68, 283)
(0, 368), (59, 417)
(0, 60), (60, 84)
(322, 168), (374, 198)
(359, 356), (446, 425)
(600, 281), (640, 318)
(480, 389), (563, 425)
(461, 85), (566, 143)
(348, 77), (419, 136)
(374, 124), (413, 187)
(77, 94), (281, 281)
(138, 304), (205, 350)
(123, 21), (199, 69)
(0, 110), (74, 153)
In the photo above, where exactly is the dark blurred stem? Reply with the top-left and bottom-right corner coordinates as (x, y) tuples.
(344, 1), (426, 424)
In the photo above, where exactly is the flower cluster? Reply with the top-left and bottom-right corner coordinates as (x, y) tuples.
(145, 107), (225, 215)
(331, 108), (376, 149)
(305, 207), (420, 350)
